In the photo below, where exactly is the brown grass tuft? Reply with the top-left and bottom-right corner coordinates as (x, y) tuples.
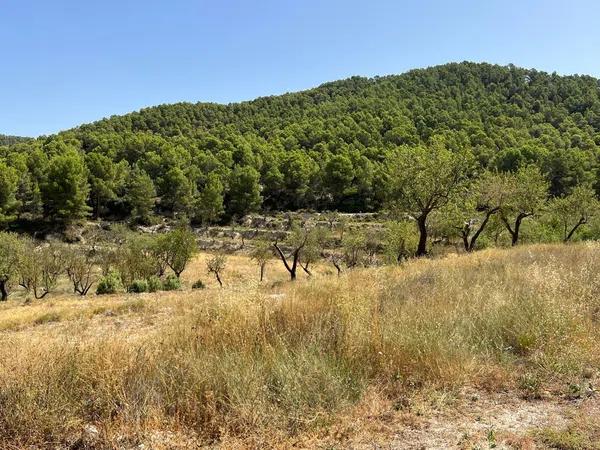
(0, 244), (599, 447)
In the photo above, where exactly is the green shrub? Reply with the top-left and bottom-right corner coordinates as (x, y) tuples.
(96, 270), (122, 295)
(162, 274), (181, 291)
(147, 275), (162, 293)
(192, 279), (206, 289)
(519, 372), (542, 400)
(128, 279), (149, 293)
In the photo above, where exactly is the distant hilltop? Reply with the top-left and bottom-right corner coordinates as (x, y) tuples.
(0, 134), (30, 146)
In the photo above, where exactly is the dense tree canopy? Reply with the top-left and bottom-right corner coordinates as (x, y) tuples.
(41, 149), (91, 223)
(3, 62), (600, 227)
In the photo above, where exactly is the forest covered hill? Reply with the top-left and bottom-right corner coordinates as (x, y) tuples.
(1, 61), (600, 226)
(0, 134), (30, 146)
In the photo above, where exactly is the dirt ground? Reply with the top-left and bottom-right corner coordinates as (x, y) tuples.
(309, 387), (599, 450)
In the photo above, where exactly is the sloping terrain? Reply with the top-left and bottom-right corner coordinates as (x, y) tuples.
(3, 62), (600, 223)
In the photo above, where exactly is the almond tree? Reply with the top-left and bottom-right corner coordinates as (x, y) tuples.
(157, 227), (197, 278)
(65, 246), (97, 296)
(441, 171), (509, 252)
(207, 254), (227, 287)
(272, 225), (312, 281)
(251, 240), (272, 282)
(19, 241), (66, 299)
(342, 230), (366, 268)
(549, 185), (599, 242)
(386, 143), (474, 256)
(298, 227), (328, 276)
(499, 166), (548, 246)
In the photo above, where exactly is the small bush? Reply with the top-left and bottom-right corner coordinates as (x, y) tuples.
(147, 275), (162, 293)
(96, 270), (122, 295)
(162, 274), (181, 291)
(519, 372), (542, 400)
(128, 279), (149, 293)
(192, 279), (206, 289)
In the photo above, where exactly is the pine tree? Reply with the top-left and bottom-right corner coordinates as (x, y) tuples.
(194, 173), (224, 225)
(126, 166), (156, 224)
(41, 150), (91, 223)
(0, 161), (19, 225)
(226, 165), (262, 219)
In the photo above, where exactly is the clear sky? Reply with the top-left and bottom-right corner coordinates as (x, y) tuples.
(2, 0), (600, 137)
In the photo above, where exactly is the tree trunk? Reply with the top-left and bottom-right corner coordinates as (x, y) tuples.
(461, 227), (470, 252)
(93, 195), (100, 220)
(289, 249), (300, 280)
(565, 218), (586, 242)
(273, 242), (303, 281)
(511, 214), (528, 246)
(259, 263), (265, 282)
(511, 215), (523, 246)
(500, 213), (528, 247)
(81, 283), (93, 296)
(215, 272), (223, 288)
(332, 260), (341, 276)
(34, 288), (49, 300)
(467, 209), (498, 252)
(0, 281), (8, 301)
(301, 262), (312, 277)
(416, 214), (428, 257)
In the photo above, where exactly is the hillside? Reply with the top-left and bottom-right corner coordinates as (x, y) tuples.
(1, 62), (600, 228)
(1, 244), (599, 448)
(0, 134), (30, 146)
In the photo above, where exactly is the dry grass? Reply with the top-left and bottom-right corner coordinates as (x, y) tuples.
(1, 244), (600, 448)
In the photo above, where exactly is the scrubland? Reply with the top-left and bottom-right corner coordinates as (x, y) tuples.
(1, 244), (600, 448)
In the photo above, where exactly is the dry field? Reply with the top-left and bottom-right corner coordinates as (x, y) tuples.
(1, 245), (600, 449)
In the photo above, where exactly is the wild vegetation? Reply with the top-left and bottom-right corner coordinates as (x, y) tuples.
(0, 227), (199, 301)
(2, 61), (600, 447)
(0, 244), (599, 447)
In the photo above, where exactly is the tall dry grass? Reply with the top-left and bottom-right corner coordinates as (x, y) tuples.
(1, 244), (600, 447)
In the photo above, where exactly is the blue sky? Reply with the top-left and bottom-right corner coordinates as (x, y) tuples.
(2, 0), (600, 137)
